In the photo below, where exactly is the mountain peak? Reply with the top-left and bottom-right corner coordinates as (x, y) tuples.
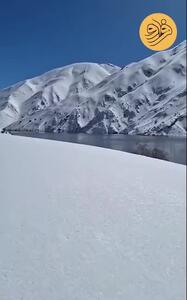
(0, 42), (186, 136)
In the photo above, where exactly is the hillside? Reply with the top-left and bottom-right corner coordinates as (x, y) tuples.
(0, 41), (186, 135)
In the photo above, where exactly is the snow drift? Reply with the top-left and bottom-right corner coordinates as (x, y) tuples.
(0, 134), (186, 299)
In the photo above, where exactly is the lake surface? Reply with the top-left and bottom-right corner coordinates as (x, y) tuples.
(11, 132), (186, 165)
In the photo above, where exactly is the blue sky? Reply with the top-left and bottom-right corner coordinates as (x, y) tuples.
(0, 0), (186, 89)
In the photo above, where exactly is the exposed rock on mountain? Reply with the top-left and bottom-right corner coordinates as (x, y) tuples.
(0, 41), (186, 136)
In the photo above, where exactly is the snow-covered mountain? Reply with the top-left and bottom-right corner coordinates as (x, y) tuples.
(0, 41), (186, 135)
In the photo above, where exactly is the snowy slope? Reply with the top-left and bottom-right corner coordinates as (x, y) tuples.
(0, 41), (186, 135)
(0, 134), (186, 300)
(0, 63), (119, 130)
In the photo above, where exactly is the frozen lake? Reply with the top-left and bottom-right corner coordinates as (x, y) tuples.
(11, 132), (186, 165)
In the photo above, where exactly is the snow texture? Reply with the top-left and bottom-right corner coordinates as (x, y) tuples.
(0, 134), (186, 299)
(0, 41), (186, 136)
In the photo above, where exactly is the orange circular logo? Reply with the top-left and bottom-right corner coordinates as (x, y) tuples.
(139, 13), (177, 51)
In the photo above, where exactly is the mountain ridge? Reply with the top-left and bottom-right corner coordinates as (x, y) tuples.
(0, 41), (186, 136)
